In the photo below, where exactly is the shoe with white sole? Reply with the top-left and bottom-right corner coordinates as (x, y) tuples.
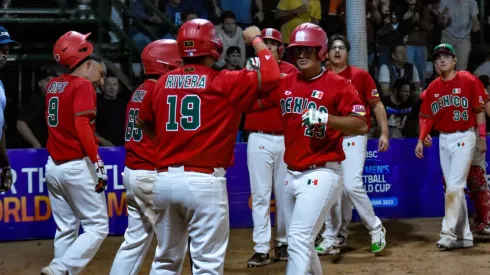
(315, 239), (340, 255)
(40, 266), (55, 275)
(437, 238), (473, 251)
(336, 233), (347, 248)
(371, 227), (386, 253)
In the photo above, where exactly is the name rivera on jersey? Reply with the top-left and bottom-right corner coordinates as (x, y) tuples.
(430, 94), (469, 115)
(164, 74), (207, 89)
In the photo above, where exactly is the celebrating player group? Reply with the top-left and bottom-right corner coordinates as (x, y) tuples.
(34, 16), (490, 275)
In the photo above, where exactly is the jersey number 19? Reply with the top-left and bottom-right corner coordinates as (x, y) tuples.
(166, 95), (201, 131)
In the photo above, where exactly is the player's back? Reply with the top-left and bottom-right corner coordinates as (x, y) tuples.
(150, 64), (261, 169)
(124, 79), (157, 170)
(45, 74), (97, 162)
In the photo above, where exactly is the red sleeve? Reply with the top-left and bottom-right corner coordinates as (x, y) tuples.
(362, 71), (380, 107)
(244, 98), (278, 113)
(336, 81), (367, 120)
(470, 77), (485, 112)
(418, 116), (434, 140)
(75, 116), (98, 163)
(475, 77), (489, 103)
(73, 81), (96, 117)
(419, 96), (433, 118)
(215, 48), (281, 111)
(419, 89), (427, 100)
(137, 83), (155, 124)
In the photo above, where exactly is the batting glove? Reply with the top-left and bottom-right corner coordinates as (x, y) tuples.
(302, 109), (329, 126)
(0, 166), (12, 192)
(93, 156), (108, 193)
(246, 57), (260, 71)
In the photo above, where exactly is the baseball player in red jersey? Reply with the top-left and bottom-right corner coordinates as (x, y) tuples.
(110, 40), (182, 275)
(41, 31), (108, 275)
(420, 76), (490, 237)
(136, 19), (281, 275)
(416, 43), (487, 250)
(245, 28), (298, 267)
(316, 35), (389, 255)
(252, 23), (368, 274)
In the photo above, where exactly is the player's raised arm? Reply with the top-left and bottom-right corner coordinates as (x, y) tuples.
(216, 26), (281, 111)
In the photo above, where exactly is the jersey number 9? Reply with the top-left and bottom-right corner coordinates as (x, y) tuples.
(47, 97), (59, 127)
(166, 95), (201, 131)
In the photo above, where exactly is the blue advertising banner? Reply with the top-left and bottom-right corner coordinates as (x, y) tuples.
(0, 138), (484, 241)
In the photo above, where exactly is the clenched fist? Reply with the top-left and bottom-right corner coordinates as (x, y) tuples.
(243, 26), (262, 44)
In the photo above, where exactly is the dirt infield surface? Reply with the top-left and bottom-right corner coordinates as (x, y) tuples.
(1, 217), (490, 275)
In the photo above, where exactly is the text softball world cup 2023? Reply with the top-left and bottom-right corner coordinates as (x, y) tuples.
(364, 149), (398, 208)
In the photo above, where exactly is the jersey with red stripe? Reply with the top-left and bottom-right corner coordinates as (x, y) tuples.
(264, 69), (366, 170)
(124, 79), (157, 170)
(137, 64), (262, 169)
(46, 75), (97, 162)
(419, 71), (484, 132)
(244, 61), (299, 133)
(337, 66), (380, 130)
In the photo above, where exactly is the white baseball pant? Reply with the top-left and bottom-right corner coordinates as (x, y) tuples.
(323, 135), (383, 241)
(45, 157), (109, 275)
(247, 132), (287, 253)
(110, 167), (160, 275)
(150, 166), (229, 275)
(284, 163), (343, 275)
(439, 130), (475, 243)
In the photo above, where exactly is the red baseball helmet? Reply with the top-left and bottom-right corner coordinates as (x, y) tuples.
(261, 28), (284, 56)
(141, 39), (182, 75)
(287, 23), (328, 61)
(53, 31), (93, 70)
(177, 19), (223, 60)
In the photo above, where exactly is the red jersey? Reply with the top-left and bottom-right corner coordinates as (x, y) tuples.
(264, 69), (366, 170)
(45, 75), (97, 162)
(137, 64), (263, 169)
(419, 71), (485, 132)
(124, 79), (157, 170)
(244, 61), (299, 133)
(337, 66), (380, 130)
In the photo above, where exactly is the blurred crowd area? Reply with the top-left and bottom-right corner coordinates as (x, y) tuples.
(0, 0), (489, 148)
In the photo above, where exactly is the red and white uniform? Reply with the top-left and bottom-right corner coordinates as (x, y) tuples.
(44, 75), (108, 274)
(260, 68), (366, 274)
(139, 65), (264, 170)
(321, 66), (384, 252)
(138, 51), (280, 274)
(244, 60), (298, 255)
(110, 79), (159, 275)
(46, 75), (97, 162)
(420, 71), (485, 246)
(124, 79), (157, 171)
(265, 70), (365, 170)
